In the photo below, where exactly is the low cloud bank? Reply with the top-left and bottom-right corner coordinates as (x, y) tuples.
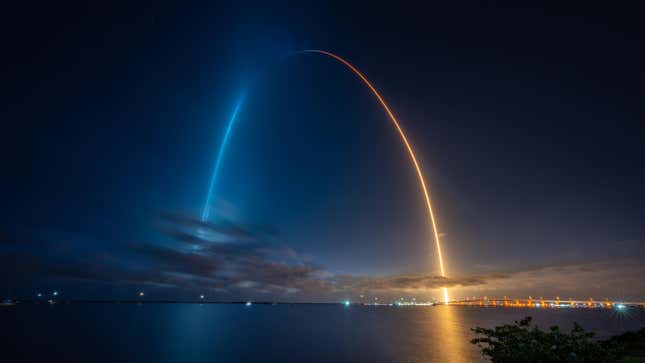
(2, 214), (642, 301)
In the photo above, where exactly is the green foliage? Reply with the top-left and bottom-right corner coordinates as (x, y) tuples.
(606, 328), (645, 362)
(470, 317), (621, 362)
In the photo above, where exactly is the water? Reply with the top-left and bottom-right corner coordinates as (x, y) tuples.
(2, 304), (644, 362)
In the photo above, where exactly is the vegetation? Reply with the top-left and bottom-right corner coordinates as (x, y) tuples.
(605, 327), (645, 363)
(471, 316), (645, 362)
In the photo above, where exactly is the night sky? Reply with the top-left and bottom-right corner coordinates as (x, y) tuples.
(3, 3), (644, 302)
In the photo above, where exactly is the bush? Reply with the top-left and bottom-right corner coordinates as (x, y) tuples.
(471, 317), (620, 362)
(605, 328), (645, 362)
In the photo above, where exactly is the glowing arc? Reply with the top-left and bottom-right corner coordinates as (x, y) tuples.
(302, 50), (449, 303)
(202, 50), (450, 302)
(202, 95), (245, 221)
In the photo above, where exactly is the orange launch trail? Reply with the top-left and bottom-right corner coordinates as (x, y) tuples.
(302, 50), (449, 303)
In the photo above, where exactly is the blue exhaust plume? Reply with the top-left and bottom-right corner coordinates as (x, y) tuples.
(201, 94), (245, 221)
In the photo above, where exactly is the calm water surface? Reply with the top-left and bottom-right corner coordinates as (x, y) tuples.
(2, 304), (644, 362)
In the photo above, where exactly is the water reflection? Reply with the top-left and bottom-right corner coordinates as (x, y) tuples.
(426, 305), (474, 362)
(3, 304), (645, 363)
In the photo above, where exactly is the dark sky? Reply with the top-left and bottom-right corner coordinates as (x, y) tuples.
(2, 2), (644, 301)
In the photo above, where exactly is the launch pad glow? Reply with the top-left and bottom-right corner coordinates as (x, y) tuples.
(203, 50), (450, 302)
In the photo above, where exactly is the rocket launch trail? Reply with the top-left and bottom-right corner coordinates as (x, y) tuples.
(203, 50), (450, 302)
(301, 50), (449, 303)
(201, 95), (245, 222)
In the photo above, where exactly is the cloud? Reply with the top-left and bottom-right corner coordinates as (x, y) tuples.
(333, 273), (500, 291)
(1, 215), (481, 298)
(129, 243), (222, 275)
(454, 259), (645, 301)
(3, 212), (643, 301)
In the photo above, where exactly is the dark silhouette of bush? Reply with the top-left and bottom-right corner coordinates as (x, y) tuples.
(605, 327), (645, 362)
(471, 317), (621, 362)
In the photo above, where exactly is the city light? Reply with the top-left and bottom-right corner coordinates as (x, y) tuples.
(344, 300), (351, 307)
(245, 301), (252, 306)
(444, 297), (645, 309)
